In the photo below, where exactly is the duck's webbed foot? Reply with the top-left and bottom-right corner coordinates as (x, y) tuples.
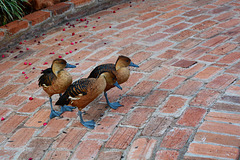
(104, 92), (123, 110)
(60, 105), (76, 113)
(78, 111), (95, 129)
(49, 97), (62, 119)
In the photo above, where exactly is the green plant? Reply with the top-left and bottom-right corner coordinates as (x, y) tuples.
(0, 0), (29, 26)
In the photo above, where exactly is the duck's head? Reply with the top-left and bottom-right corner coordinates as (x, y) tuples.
(52, 59), (76, 75)
(101, 71), (122, 90)
(115, 55), (139, 70)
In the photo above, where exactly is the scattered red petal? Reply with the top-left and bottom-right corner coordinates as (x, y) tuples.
(69, 51), (72, 53)
(61, 39), (64, 41)
(33, 67), (35, 69)
(52, 52), (55, 54)
(2, 55), (5, 58)
(28, 158), (33, 160)
(22, 71), (25, 74)
(72, 32), (75, 36)
(93, 26), (96, 28)
(24, 62), (27, 65)
(1, 117), (5, 121)
(26, 48), (29, 50)
(29, 63), (32, 65)
(58, 43), (61, 46)
(75, 41), (77, 44)
(59, 55), (62, 58)
(55, 39), (58, 41)
(84, 26), (87, 28)
(113, 11), (116, 13)
(80, 18), (84, 21)
(71, 42), (74, 45)
(19, 42), (22, 44)
(25, 76), (29, 79)
(63, 28), (65, 31)
(29, 97), (33, 100)
(43, 123), (47, 126)
(43, 62), (48, 65)
(66, 52), (69, 55)
(109, 26), (112, 28)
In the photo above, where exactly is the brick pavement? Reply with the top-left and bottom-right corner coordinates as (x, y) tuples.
(0, 0), (240, 159)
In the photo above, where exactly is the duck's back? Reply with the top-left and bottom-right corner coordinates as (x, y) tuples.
(88, 64), (115, 78)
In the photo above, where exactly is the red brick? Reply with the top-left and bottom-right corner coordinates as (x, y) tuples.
(122, 108), (155, 127)
(174, 38), (202, 50)
(217, 52), (240, 64)
(162, 17), (185, 26)
(202, 35), (229, 47)
(0, 108), (12, 119)
(105, 127), (138, 149)
(164, 23), (189, 33)
(194, 66), (222, 80)
(88, 48), (117, 61)
(110, 96), (140, 114)
(18, 98), (46, 113)
(160, 127), (193, 149)
(191, 89), (220, 107)
(149, 67), (172, 81)
(137, 18), (161, 28)
(160, 96), (187, 114)
(47, 2), (71, 15)
(70, 0), (92, 6)
(226, 86), (240, 96)
(188, 15), (211, 23)
(169, 30), (197, 41)
(128, 81), (158, 96)
(209, 43), (238, 55)
(187, 143), (239, 159)
(139, 25), (164, 35)
(143, 33), (168, 42)
(221, 95), (240, 104)
(159, 10), (184, 19)
(155, 150), (179, 160)
(0, 84), (20, 99)
(175, 80), (203, 96)
(226, 62), (240, 74)
(0, 20), (29, 35)
(52, 128), (87, 149)
(90, 30), (116, 39)
(158, 49), (180, 59)
(212, 104), (240, 113)
(39, 119), (69, 137)
(183, 9), (207, 17)
(93, 115), (122, 134)
(142, 116), (173, 137)
(0, 75), (14, 88)
(0, 150), (17, 159)
(6, 128), (36, 148)
(23, 11), (50, 26)
(0, 114), (27, 134)
(196, 27), (224, 39)
(198, 55), (219, 62)
(206, 74), (236, 89)
(85, 133), (109, 140)
(139, 59), (163, 72)
(18, 138), (54, 159)
(159, 76), (186, 90)
(131, 51), (152, 64)
(24, 109), (50, 127)
(211, 6), (231, 14)
(200, 121), (240, 136)
(217, 18), (240, 28)
(147, 41), (173, 52)
(183, 47), (209, 60)
(160, 4), (182, 11)
(117, 44), (145, 56)
(112, 37), (138, 48)
(137, 12), (161, 21)
(4, 95), (27, 106)
(177, 107), (206, 127)
(127, 138), (157, 159)
(172, 59), (197, 68)
(177, 63), (205, 77)
(194, 132), (240, 147)
(43, 150), (70, 160)
(116, 20), (138, 29)
(141, 90), (168, 107)
(98, 151), (122, 160)
(205, 112), (240, 124)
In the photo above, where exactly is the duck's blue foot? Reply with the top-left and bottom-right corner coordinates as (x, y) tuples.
(50, 110), (62, 119)
(104, 92), (123, 110)
(60, 105), (76, 113)
(78, 111), (95, 129)
(49, 97), (62, 119)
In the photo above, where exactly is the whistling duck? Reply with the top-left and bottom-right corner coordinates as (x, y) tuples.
(38, 59), (76, 119)
(55, 71), (121, 129)
(88, 55), (139, 109)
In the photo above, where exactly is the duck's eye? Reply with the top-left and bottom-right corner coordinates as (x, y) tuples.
(126, 60), (129, 62)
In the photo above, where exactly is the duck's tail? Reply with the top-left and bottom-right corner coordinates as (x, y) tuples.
(55, 93), (70, 106)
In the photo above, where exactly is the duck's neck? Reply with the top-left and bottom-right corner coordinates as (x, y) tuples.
(52, 65), (63, 76)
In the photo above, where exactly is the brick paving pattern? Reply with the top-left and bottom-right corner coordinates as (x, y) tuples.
(0, 0), (240, 159)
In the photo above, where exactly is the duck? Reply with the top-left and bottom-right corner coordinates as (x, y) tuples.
(88, 55), (139, 109)
(38, 58), (76, 119)
(55, 71), (121, 129)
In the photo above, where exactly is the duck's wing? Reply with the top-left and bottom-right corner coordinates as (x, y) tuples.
(38, 68), (57, 87)
(88, 64), (115, 78)
(55, 78), (93, 105)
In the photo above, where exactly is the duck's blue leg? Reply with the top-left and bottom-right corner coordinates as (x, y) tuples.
(49, 97), (62, 119)
(78, 111), (95, 129)
(104, 92), (123, 110)
(59, 94), (76, 113)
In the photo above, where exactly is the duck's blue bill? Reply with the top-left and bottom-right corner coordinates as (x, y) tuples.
(113, 81), (122, 90)
(65, 63), (76, 68)
(129, 61), (139, 68)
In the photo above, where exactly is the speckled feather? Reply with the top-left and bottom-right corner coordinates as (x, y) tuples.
(88, 64), (116, 78)
(38, 68), (57, 87)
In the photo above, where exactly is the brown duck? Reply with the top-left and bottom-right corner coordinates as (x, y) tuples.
(55, 71), (121, 129)
(88, 55), (139, 109)
(38, 58), (76, 119)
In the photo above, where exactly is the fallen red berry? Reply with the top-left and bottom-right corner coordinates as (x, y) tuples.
(22, 71), (25, 74)
(43, 62), (48, 65)
(66, 52), (69, 55)
(61, 39), (64, 41)
(59, 56), (62, 58)
(113, 11), (116, 13)
(63, 28), (65, 31)
(69, 51), (72, 53)
(24, 62), (27, 65)
(43, 123), (47, 126)
(26, 48), (29, 50)
(25, 76), (28, 79)
(1, 117), (5, 121)
(19, 42), (22, 44)
(29, 63), (32, 65)
(29, 97), (33, 100)
(72, 32), (75, 36)
(2, 55), (5, 58)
